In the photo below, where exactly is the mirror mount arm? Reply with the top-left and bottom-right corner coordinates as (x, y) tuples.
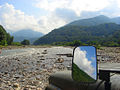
(99, 70), (111, 90)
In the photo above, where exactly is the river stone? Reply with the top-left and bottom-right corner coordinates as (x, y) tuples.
(37, 88), (42, 90)
(13, 83), (20, 90)
(42, 51), (47, 54)
(13, 83), (19, 88)
(55, 58), (64, 63)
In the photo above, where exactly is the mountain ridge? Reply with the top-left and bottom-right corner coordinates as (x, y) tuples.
(34, 23), (120, 45)
(68, 15), (120, 26)
(12, 29), (44, 44)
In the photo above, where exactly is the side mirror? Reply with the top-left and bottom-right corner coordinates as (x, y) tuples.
(72, 46), (97, 83)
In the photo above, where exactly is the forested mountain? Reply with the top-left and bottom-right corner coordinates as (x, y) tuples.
(34, 23), (120, 45)
(12, 30), (44, 44)
(0, 25), (13, 45)
(34, 15), (120, 46)
(68, 15), (120, 26)
(68, 15), (112, 26)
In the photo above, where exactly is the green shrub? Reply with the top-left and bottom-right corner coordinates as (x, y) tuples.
(21, 39), (30, 45)
(11, 42), (22, 46)
(0, 40), (8, 46)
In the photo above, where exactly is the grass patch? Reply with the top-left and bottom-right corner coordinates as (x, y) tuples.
(73, 63), (95, 82)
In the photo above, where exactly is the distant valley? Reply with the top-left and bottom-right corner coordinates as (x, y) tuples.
(12, 30), (44, 44)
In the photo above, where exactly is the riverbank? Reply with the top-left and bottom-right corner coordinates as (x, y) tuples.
(0, 46), (120, 90)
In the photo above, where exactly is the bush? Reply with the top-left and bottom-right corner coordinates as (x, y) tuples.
(103, 41), (119, 47)
(21, 39), (30, 45)
(0, 40), (8, 46)
(11, 42), (22, 46)
(0, 45), (3, 47)
(66, 40), (83, 46)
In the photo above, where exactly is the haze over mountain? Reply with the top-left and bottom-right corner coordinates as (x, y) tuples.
(68, 15), (120, 26)
(111, 17), (120, 24)
(12, 30), (44, 44)
(34, 15), (120, 45)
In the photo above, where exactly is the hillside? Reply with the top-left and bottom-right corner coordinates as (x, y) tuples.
(12, 30), (44, 44)
(68, 15), (112, 26)
(34, 15), (120, 45)
(68, 15), (120, 26)
(111, 17), (120, 24)
(34, 23), (120, 45)
(72, 63), (95, 82)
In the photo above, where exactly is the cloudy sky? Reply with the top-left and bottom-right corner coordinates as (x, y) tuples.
(0, 0), (120, 34)
(73, 46), (97, 79)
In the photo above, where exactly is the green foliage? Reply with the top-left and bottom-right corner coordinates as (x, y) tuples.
(21, 39), (30, 45)
(0, 40), (8, 46)
(0, 45), (3, 47)
(11, 42), (22, 46)
(34, 23), (120, 46)
(6, 33), (14, 45)
(117, 40), (120, 45)
(52, 40), (85, 46)
(0, 25), (14, 45)
(65, 40), (83, 46)
(52, 42), (66, 46)
(69, 15), (112, 26)
(72, 40), (82, 46)
(0, 25), (7, 42)
(73, 63), (95, 82)
(87, 41), (99, 45)
(102, 41), (119, 47)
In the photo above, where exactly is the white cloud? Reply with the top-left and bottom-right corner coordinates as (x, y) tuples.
(69, 0), (110, 16)
(74, 47), (95, 79)
(116, 0), (120, 8)
(0, 3), (66, 34)
(0, 3), (40, 32)
(35, 0), (110, 16)
(35, 0), (68, 12)
(35, 0), (120, 21)
(38, 14), (66, 33)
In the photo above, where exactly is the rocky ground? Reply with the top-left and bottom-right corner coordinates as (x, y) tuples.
(0, 47), (73, 90)
(97, 47), (120, 63)
(0, 46), (120, 90)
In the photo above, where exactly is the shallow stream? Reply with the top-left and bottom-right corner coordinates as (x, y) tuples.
(0, 48), (35, 57)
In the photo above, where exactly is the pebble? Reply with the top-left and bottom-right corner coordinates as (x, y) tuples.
(55, 58), (64, 63)
(13, 83), (20, 90)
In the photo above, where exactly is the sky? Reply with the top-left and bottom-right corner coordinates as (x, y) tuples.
(0, 0), (120, 34)
(73, 46), (97, 79)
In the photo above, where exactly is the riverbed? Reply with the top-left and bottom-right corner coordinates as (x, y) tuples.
(0, 46), (120, 90)
(0, 46), (73, 90)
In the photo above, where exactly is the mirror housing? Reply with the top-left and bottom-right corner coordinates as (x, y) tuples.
(72, 46), (97, 83)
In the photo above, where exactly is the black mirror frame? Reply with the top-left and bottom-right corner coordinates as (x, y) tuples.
(72, 46), (98, 83)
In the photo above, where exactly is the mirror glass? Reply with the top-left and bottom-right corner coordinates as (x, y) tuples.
(72, 46), (97, 83)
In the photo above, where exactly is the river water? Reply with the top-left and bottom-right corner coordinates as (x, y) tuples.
(0, 48), (35, 57)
